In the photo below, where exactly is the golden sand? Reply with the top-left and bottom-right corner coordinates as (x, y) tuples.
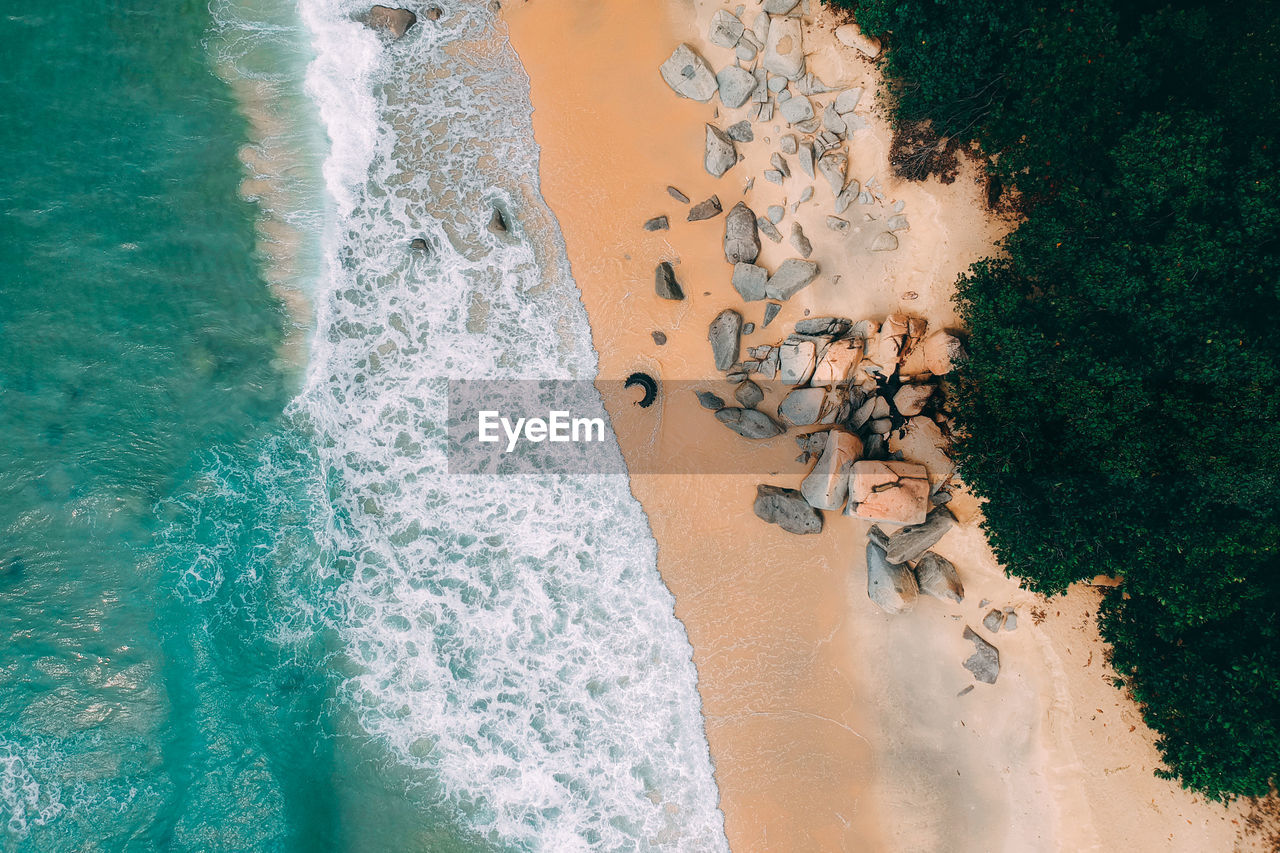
(503, 0), (1256, 849)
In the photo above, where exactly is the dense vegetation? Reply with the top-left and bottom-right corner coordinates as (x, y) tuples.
(831, 0), (1280, 799)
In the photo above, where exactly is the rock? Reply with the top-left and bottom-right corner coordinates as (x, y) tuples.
(870, 231), (899, 252)
(778, 387), (836, 427)
(654, 262), (684, 300)
(660, 44), (718, 102)
(827, 215), (850, 233)
(983, 608), (1006, 633)
(726, 120), (754, 142)
(751, 11), (770, 43)
(780, 134), (797, 155)
(962, 626), (1000, 684)
(823, 103), (847, 135)
(921, 330), (966, 375)
(834, 23), (882, 58)
(769, 153), (791, 179)
(763, 14), (805, 79)
(764, 170), (784, 185)
(718, 408), (786, 439)
(802, 430), (863, 510)
(868, 417), (892, 434)
(915, 552), (963, 602)
(736, 40), (758, 62)
(779, 94), (815, 124)
(731, 262), (768, 301)
(1004, 609), (1018, 631)
(789, 223), (812, 258)
(488, 206), (511, 234)
(834, 181), (860, 214)
(668, 186), (690, 203)
(709, 309), (743, 371)
(848, 461), (931, 525)
(835, 87), (863, 115)
(705, 125), (738, 178)
(888, 417), (954, 485)
(812, 338), (863, 386)
(424, 6), (443, 20)
(754, 484), (822, 534)
(724, 203), (761, 264)
(757, 216), (783, 243)
(763, 302), (782, 328)
(767, 205), (785, 224)
(688, 195), (723, 221)
(652, 330), (668, 345)
(795, 316), (852, 336)
(893, 383), (934, 417)
(762, 0), (798, 12)
(817, 151), (848, 194)
(735, 379), (764, 408)
(717, 65), (756, 109)
(643, 216), (669, 232)
(367, 6), (417, 39)
(798, 141), (815, 178)
(867, 541), (919, 614)
(765, 259), (819, 300)
(409, 237), (430, 251)
(768, 75), (788, 93)
(886, 214), (910, 232)
(798, 186), (814, 204)
(696, 390), (726, 410)
(882, 507), (956, 563)
(709, 9), (745, 48)
(777, 338), (817, 385)
(742, 322), (755, 335)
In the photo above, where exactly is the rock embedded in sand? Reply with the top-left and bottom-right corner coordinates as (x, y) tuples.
(777, 338), (818, 386)
(717, 407), (785, 440)
(801, 430), (863, 510)
(1004, 608), (1018, 631)
(817, 151), (848, 194)
(789, 223), (812, 258)
(767, 205), (785, 224)
(753, 484), (823, 534)
(834, 181), (860, 214)
(983, 608), (1006, 633)
(717, 65), (756, 109)
(765, 259), (820, 301)
(798, 141), (815, 178)
(709, 309), (743, 371)
(704, 124), (738, 178)
(668, 185), (690, 203)
(848, 460), (931, 525)
(779, 94), (815, 125)
(735, 379), (764, 408)
(835, 87), (863, 115)
(778, 387), (836, 427)
(643, 215), (669, 232)
(696, 390), (726, 411)
(834, 22), (882, 58)
(409, 237), (429, 252)
(724, 202), (761, 264)
(915, 551), (964, 602)
(660, 44), (718, 102)
(882, 507), (957, 563)
(688, 195), (723, 221)
(871, 231), (899, 252)
(763, 302), (782, 327)
(763, 14), (805, 79)
(726, 120), (754, 142)
(367, 5), (417, 39)
(827, 215), (850, 233)
(708, 9), (745, 48)
(867, 541), (919, 614)
(732, 262), (769, 301)
(651, 330), (668, 346)
(757, 216), (783, 243)
(962, 626), (1000, 684)
(762, 0), (799, 12)
(654, 261), (684, 300)
(780, 134), (797, 155)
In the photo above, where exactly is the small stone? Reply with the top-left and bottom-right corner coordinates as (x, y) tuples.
(765, 259), (819, 301)
(765, 170), (784, 184)
(643, 216), (669, 232)
(688, 195), (723, 221)
(718, 408), (786, 440)
(870, 231), (899, 252)
(834, 181), (860, 214)
(696, 390), (725, 410)
(798, 186), (814, 204)
(651, 331), (668, 346)
(763, 302), (782, 327)
(654, 262), (684, 300)
(834, 87), (863, 115)
(779, 134), (797, 154)
(726, 120), (754, 142)
(767, 205), (785, 224)
(742, 322), (755, 335)
(817, 151), (848, 194)
(1004, 609), (1018, 631)
(709, 309), (743, 371)
(789, 223), (812, 258)
(668, 186), (690, 203)
(724, 202), (761, 264)
(768, 75), (788, 93)
(731, 262), (769, 302)
(757, 216), (783, 243)
(753, 484), (822, 535)
(717, 65), (757, 109)
(709, 9), (745, 48)
(798, 142), (815, 178)
(886, 214), (910, 232)
(983, 609), (1006, 633)
(735, 40), (758, 62)
(735, 379), (765, 408)
(705, 124), (738, 178)
(826, 216), (849, 233)
(660, 44), (718, 102)
(779, 95), (815, 124)
(823, 102), (847, 135)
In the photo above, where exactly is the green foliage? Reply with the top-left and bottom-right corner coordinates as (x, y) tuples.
(835, 0), (1280, 798)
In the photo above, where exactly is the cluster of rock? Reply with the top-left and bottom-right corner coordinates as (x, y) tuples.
(659, 9), (907, 261)
(363, 4), (443, 39)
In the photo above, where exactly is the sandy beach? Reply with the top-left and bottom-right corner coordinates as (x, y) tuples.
(503, 0), (1258, 849)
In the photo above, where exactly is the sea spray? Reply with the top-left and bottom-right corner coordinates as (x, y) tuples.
(296, 0), (729, 848)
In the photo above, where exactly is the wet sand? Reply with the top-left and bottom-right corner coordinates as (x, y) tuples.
(503, 0), (1255, 849)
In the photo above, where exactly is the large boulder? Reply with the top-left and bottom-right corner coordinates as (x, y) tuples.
(847, 461), (931, 525)
(724, 203), (761, 264)
(882, 507), (956, 563)
(660, 44), (718, 101)
(687, 195), (723, 221)
(801, 430), (863, 510)
(754, 484), (823, 534)
(962, 626), (1000, 684)
(867, 542), (919, 614)
(708, 9), (745, 48)
(762, 0), (798, 12)
(731, 262), (768, 301)
(915, 551), (963, 602)
(654, 261), (684, 300)
(921, 329), (967, 375)
(708, 309), (743, 370)
(718, 407), (785, 439)
(779, 95), (815, 124)
(777, 338), (817, 385)
(765, 259), (819, 300)
(778, 387), (837, 427)
(893, 383), (934, 417)
(811, 338), (863, 386)
(834, 22), (882, 58)
(717, 65), (756, 109)
(763, 14), (805, 79)
(367, 6), (417, 39)
(817, 151), (848, 194)
(705, 124), (738, 178)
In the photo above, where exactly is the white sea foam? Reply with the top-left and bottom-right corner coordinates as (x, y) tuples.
(294, 0), (729, 849)
(0, 739), (65, 840)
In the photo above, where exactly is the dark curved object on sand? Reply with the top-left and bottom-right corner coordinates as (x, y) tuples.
(624, 372), (659, 408)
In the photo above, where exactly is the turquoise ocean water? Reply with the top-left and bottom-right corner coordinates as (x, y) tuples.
(0, 1), (727, 850)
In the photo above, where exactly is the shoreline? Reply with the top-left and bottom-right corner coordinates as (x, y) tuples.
(503, 0), (1255, 849)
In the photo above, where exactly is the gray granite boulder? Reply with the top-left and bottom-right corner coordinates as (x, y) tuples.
(867, 541), (919, 614)
(687, 195), (723, 221)
(883, 507), (955, 564)
(726, 120), (754, 142)
(708, 9), (744, 48)
(717, 65), (756, 109)
(367, 6), (417, 39)
(660, 44), (718, 102)
(763, 14), (805, 79)
(779, 94), (815, 124)
(709, 309), (743, 370)
(754, 484), (822, 534)
(914, 551), (963, 602)
(705, 124), (738, 178)
(817, 151), (848, 194)
(757, 216), (783, 243)
(765, 259), (819, 300)
(778, 387), (830, 427)
(983, 608), (1006, 633)
(654, 261), (684, 300)
(735, 379), (765, 408)
(962, 626), (1000, 683)
(724, 202), (761, 264)
(718, 408), (785, 440)
(789, 223), (812, 258)
(731, 262), (768, 301)
(696, 390), (725, 410)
